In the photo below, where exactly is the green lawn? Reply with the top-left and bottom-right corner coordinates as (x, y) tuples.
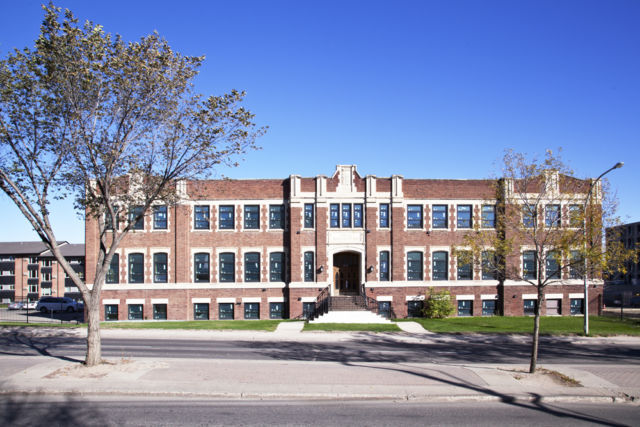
(303, 323), (401, 332)
(402, 315), (640, 336)
(100, 320), (284, 331)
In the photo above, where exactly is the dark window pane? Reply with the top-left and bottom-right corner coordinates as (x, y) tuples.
(523, 251), (537, 279)
(407, 300), (423, 317)
(570, 250), (583, 279)
(304, 204), (314, 228)
(244, 303), (260, 319)
(244, 205), (260, 229)
(269, 205), (285, 229)
(432, 205), (447, 229)
(545, 205), (561, 227)
(457, 300), (472, 316)
(379, 204), (389, 228)
(569, 205), (582, 228)
(244, 252), (260, 282)
(523, 205), (536, 228)
(330, 204), (340, 228)
(342, 204), (352, 228)
(353, 204), (363, 227)
(457, 252), (472, 280)
(407, 205), (423, 229)
(407, 251), (422, 281)
(219, 253), (235, 282)
(194, 206), (210, 229)
(269, 302), (284, 319)
(482, 300), (496, 316)
(128, 253), (144, 283)
(105, 304), (118, 321)
(153, 253), (168, 283)
(219, 303), (234, 319)
(546, 251), (560, 279)
(378, 301), (391, 318)
(105, 207), (119, 231)
(482, 205), (496, 228)
(153, 304), (167, 320)
(269, 252), (285, 282)
(432, 251), (448, 280)
(106, 254), (119, 284)
(194, 253), (209, 282)
(523, 299), (537, 315)
(379, 251), (389, 281)
(302, 302), (314, 319)
(219, 205), (234, 229)
(153, 206), (167, 229)
(129, 206), (144, 230)
(304, 252), (314, 282)
(482, 251), (497, 280)
(457, 205), (472, 228)
(128, 304), (143, 320)
(194, 303), (209, 320)
(570, 298), (584, 315)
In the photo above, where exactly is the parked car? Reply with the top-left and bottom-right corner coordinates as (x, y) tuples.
(8, 301), (24, 310)
(631, 294), (640, 308)
(24, 301), (37, 310)
(36, 297), (78, 313)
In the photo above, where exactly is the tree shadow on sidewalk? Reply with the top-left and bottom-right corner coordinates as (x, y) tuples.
(0, 329), (83, 363)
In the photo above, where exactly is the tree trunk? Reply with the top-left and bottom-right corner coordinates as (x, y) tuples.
(529, 290), (542, 373)
(85, 297), (102, 366)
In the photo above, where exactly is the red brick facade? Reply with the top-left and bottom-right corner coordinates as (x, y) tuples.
(85, 165), (603, 321)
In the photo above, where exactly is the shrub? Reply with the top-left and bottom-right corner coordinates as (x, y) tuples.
(422, 288), (455, 319)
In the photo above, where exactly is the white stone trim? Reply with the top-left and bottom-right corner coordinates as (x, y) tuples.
(192, 297), (211, 303)
(101, 282), (285, 291)
(546, 293), (563, 299)
(268, 297), (285, 303)
(481, 294), (498, 300)
(522, 294), (538, 299)
(455, 294), (474, 300)
(569, 293), (585, 298)
(151, 298), (168, 304)
(406, 295), (425, 301)
(216, 297), (236, 303)
(126, 298), (145, 304)
(300, 296), (317, 303)
(242, 297), (261, 303)
(103, 299), (120, 305)
(376, 295), (393, 302)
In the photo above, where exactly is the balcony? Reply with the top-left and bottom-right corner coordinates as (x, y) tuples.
(40, 281), (52, 288)
(27, 278), (39, 286)
(0, 276), (15, 285)
(27, 264), (38, 271)
(0, 261), (15, 270)
(40, 266), (52, 275)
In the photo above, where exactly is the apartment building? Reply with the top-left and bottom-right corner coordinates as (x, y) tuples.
(85, 165), (600, 321)
(0, 241), (85, 303)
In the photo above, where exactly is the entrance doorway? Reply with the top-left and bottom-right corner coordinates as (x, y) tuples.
(332, 252), (360, 295)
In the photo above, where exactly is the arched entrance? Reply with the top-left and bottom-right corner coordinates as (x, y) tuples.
(332, 252), (361, 295)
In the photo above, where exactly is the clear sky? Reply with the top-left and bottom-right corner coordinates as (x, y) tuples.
(1, 0), (638, 244)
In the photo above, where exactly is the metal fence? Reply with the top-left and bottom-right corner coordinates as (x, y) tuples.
(0, 306), (84, 324)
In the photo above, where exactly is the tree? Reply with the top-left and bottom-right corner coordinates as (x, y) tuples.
(0, 4), (265, 366)
(457, 149), (635, 373)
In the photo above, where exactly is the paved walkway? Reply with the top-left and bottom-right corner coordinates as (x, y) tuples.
(1, 324), (639, 404)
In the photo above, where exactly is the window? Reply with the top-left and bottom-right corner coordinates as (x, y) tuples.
(457, 205), (472, 228)
(407, 251), (423, 281)
(570, 298), (584, 315)
(128, 304), (143, 320)
(545, 250), (560, 279)
(41, 287), (51, 296)
(523, 299), (537, 315)
(354, 204), (363, 227)
(482, 205), (496, 228)
(457, 300), (472, 316)
(302, 302), (315, 319)
(28, 269), (38, 279)
(244, 302), (260, 319)
(482, 300), (497, 316)
(378, 301), (391, 318)
(105, 207), (119, 231)
(28, 283), (38, 293)
(42, 259), (52, 267)
(330, 204), (340, 228)
(244, 252), (260, 282)
(269, 252), (285, 282)
(219, 303), (234, 320)
(407, 205), (422, 229)
(194, 303), (209, 320)
(304, 252), (314, 282)
(153, 304), (167, 320)
(106, 254), (119, 284)
(432, 205), (448, 229)
(341, 203), (352, 227)
(129, 206), (144, 230)
(194, 206), (210, 230)
(270, 302), (284, 319)
(29, 257), (38, 265)
(128, 253), (144, 283)
(379, 203), (389, 228)
(569, 205), (582, 228)
(457, 251), (472, 280)
(482, 251), (497, 280)
(523, 205), (536, 228)
(105, 304), (118, 321)
(42, 272), (52, 281)
(219, 253), (235, 282)
(432, 251), (448, 280)
(304, 203), (314, 228)
(218, 205), (234, 230)
(153, 205), (167, 229)
(545, 205), (561, 227)
(194, 253), (209, 282)
(269, 205), (285, 229)
(244, 205), (260, 229)
(523, 251), (537, 280)
(569, 250), (583, 279)
(379, 251), (390, 281)
(407, 300), (423, 318)
(153, 253), (168, 283)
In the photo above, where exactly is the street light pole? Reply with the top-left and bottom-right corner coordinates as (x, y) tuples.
(583, 162), (623, 336)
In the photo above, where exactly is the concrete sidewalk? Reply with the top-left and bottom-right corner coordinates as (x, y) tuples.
(1, 323), (639, 404)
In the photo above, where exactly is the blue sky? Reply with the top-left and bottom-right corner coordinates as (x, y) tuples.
(1, 0), (638, 243)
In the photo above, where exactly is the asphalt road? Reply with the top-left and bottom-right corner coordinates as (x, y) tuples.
(1, 396), (637, 426)
(1, 333), (639, 365)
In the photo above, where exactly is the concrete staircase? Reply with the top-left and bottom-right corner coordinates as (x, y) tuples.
(309, 295), (392, 324)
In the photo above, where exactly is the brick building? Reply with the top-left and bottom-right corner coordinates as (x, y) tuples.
(85, 165), (601, 321)
(0, 241), (84, 303)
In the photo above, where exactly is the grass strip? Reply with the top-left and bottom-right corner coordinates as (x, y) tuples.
(303, 323), (401, 332)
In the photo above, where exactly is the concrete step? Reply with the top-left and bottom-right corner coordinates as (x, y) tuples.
(310, 310), (393, 324)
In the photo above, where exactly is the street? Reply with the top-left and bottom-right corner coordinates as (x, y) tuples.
(1, 396), (637, 426)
